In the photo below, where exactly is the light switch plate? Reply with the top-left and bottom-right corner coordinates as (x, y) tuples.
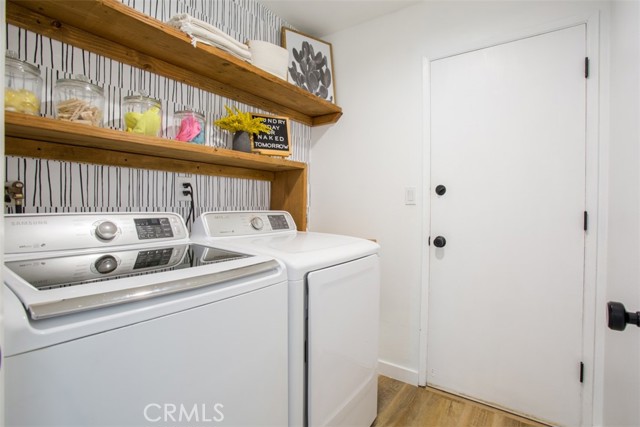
(405, 187), (416, 205)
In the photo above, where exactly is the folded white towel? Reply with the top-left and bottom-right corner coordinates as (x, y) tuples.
(167, 14), (252, 62)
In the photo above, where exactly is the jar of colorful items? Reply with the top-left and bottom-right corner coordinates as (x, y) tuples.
(54, 75), (104, 126)
(123, 92), (163, 137)
(4, 51), (43, 116)
(171, 110), (206, 144)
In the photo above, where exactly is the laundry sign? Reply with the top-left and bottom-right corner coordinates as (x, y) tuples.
(251, 114), (291, 156)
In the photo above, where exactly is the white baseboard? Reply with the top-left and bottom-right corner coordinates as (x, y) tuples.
(377, 359), (419, 386)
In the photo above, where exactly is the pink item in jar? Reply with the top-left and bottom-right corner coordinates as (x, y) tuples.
(175, 115), (202, 142)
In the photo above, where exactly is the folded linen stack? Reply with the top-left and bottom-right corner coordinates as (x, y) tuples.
(167, 14), (252, 62)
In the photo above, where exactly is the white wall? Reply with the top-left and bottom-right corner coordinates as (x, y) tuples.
(604, 1), (640, 426)
(308, 1), (639, 425)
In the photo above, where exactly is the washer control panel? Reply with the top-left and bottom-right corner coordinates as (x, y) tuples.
(193, 211), (297, 238)
(134, 218), (175, 240)
(5, 212), (187, 254)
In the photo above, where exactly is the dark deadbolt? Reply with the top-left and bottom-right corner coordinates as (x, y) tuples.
(433, 236), (446, 248)
(435, 185), (447, 196)
(607, 301), (640, 331)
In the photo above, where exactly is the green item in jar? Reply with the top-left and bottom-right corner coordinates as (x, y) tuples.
(124, 106), (161, 136)
(5, 88), (40, 115)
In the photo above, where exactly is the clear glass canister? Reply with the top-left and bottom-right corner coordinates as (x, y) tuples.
(54, 75), (104, 127)
(171, 110), (206, 144)
(123, 92), (163, 137)
(4, 51), (43, 115)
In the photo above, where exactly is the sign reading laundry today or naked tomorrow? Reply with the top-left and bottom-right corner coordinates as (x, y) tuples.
(251, 114), (291, 157)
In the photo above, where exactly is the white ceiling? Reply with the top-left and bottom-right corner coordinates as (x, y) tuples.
(258, 0), (421, 37)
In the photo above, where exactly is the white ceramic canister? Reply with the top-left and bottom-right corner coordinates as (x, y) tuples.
(247, 40), (289, 80)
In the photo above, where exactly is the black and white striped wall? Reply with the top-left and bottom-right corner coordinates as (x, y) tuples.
(5, 0), (310, 227)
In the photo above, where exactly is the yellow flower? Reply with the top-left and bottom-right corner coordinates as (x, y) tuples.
(214, 106), (271, 135)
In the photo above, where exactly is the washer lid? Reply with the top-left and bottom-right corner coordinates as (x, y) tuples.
(5, 243), (250, 291)
(4, 243), (280, 320)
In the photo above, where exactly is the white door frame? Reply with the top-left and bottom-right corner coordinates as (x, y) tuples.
(418, 12), (604, 426)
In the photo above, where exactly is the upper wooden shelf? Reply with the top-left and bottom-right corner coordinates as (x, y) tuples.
(7, 0), (343, 126)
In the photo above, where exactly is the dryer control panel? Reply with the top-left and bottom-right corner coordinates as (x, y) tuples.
(192, 211), (297, 238)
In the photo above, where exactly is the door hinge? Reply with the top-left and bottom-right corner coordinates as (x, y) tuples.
(585, 57), (590, 79)
(584, 211), (588, 231)
(582, 211), (589, 231)
(580, 362), (585, 383)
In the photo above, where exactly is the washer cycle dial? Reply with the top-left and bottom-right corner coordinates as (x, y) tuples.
(250, 217), (264, 230)
(95, 221), (118, 241)
(94, 255), (118, 274)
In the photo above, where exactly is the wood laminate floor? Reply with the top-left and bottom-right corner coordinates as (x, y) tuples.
(373, 376), (550, 427)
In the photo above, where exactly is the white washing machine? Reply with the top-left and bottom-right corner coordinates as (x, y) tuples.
(192, 210), (380, 427)
(3, 212), (288, 427)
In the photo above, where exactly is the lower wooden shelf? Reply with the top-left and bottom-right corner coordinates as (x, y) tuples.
(4, 112), (308, 229)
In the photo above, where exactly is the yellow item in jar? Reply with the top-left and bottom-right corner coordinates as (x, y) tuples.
(125, 106), (161, 136)
(5, 88), (40, 115)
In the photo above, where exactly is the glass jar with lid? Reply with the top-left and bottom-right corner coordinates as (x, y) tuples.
(54, 75), (105, 127)
(4, 51), (43, 116)
(170, 110), (206, 144)
(123, 92), (163, 137)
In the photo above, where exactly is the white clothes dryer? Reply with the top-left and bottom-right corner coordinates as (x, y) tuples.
(192, 211), (380, 427)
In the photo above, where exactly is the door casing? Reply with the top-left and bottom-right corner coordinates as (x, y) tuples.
(418, 12), (604, 427)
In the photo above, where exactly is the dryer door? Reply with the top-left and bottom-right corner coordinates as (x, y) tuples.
(307, 254), (380, 427)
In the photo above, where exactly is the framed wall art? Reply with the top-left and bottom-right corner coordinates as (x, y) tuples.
(282, 27), (336, 104)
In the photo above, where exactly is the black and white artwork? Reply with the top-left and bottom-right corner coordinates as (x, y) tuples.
(282, 28), (336, 103)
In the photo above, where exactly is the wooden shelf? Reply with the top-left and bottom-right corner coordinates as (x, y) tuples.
(7, 0), (342, 127)
(5, 112), (309, 230)
(5, 0), (319, 229)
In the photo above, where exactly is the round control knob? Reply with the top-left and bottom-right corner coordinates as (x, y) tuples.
(433, 236), (447, 248)
(250, 217), (264, 230)
(435, 185), (447, 196)
(94, 255), (118, 274)
(95, 221), (118, 241)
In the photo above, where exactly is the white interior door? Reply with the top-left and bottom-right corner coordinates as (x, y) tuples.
(427, 25), (586, 427)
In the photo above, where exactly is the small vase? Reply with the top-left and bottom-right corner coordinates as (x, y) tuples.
(232, 131), (252, 152)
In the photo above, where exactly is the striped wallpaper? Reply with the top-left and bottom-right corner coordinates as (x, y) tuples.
(5, 0), (311, 228)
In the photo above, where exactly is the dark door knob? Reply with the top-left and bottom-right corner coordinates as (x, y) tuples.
(433, 236), (447, 248)
(435, 185), (447, 196)
(608, 301), (640, 331)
